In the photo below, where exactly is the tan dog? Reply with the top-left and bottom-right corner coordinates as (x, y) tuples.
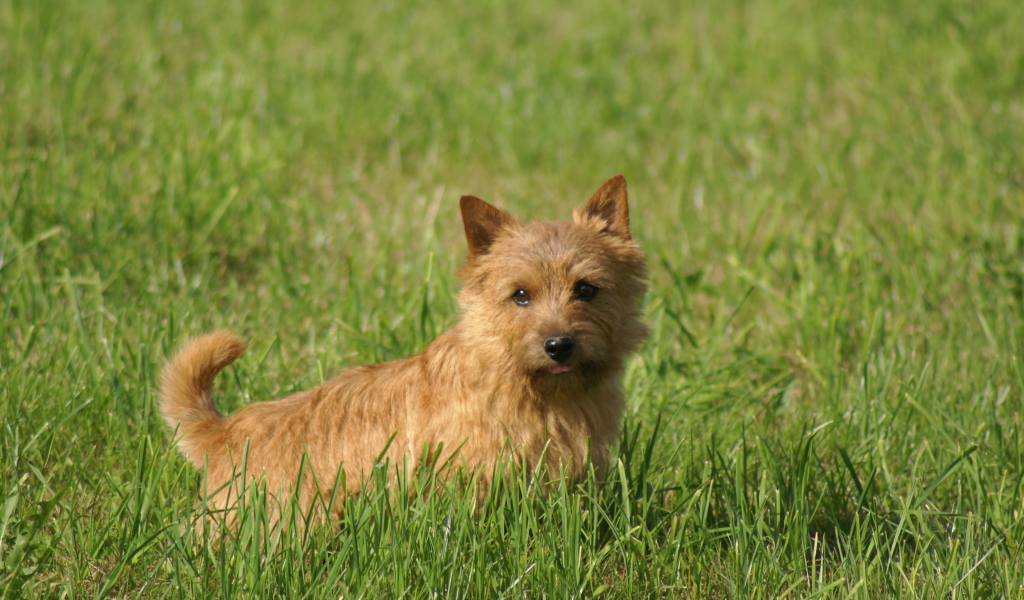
(160, 175), (647, 524)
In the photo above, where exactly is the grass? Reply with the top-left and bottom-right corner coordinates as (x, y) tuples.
(2, 0), (1024, 596)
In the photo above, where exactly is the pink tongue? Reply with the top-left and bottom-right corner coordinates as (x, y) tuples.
(549, 365), (573, 374)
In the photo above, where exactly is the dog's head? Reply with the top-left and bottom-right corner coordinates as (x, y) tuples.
(457, 175), (648, 388)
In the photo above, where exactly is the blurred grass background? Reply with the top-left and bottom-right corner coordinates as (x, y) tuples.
(2, 0), (1024, 597)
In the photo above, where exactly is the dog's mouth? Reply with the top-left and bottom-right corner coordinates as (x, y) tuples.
(548, 364), (573, 374)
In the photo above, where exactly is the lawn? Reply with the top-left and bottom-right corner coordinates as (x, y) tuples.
(2, 0), (1024, 597)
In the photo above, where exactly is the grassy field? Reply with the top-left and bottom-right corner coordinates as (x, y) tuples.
(3, 0), (1024, 597)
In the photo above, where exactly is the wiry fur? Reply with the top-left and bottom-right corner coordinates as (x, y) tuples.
(159, 175), (648, 526)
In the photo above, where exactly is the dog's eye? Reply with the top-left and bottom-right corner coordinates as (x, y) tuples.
(574, 282), (598, 301)
(511, 289), (531, 306)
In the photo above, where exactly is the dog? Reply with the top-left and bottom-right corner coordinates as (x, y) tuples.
(159, 175), (647, 525)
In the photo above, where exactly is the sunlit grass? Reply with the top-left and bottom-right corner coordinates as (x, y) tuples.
(2, 0), (1023, 597)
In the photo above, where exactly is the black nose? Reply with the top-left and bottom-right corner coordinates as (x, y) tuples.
(544, 335), (575, 362)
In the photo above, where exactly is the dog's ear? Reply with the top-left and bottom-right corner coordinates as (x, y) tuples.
(460, 195), (515, 257)
(576, 174), (630, 240)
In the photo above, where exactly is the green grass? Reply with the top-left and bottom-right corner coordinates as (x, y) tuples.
(3, 0), (1024, 596)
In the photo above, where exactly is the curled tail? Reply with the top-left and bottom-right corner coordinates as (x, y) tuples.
(159, 330), (247, 468)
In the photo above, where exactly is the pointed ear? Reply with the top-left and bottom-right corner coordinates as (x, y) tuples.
(460, 195), (515, 257)
(575, 174), (631, 239)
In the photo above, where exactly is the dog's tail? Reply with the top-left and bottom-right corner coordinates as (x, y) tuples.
(158, 330), (247, 468)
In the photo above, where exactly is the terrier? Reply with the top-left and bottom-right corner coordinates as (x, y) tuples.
(159, 175), (648, 524)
